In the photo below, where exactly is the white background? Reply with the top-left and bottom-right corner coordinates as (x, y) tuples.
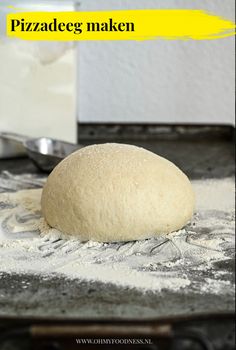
(78, 0), (235, 125)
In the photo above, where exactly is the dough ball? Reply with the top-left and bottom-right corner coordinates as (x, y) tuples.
(41, 143), (195, 242)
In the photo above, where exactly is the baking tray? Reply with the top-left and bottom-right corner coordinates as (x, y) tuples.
(0, 125), (235, 349)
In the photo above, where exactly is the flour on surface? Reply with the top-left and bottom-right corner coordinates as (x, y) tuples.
(0, 173), (234, 294)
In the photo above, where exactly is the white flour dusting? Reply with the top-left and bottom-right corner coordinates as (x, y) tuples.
(0, 175), (235, 294)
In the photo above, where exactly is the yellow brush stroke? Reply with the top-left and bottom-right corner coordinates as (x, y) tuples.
(6, 9), (236, 41)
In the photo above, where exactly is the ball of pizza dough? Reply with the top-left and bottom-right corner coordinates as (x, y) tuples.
(41, 143), (195, 242)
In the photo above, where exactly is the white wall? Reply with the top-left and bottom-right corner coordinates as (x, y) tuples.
(78, 0), (235, 125)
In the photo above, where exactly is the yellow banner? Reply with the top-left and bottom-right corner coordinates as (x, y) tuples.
(6, 9), (236, 41)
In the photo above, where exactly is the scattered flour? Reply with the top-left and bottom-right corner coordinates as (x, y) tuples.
(193, 178), (235, 211)
(0, 174), (235, 295)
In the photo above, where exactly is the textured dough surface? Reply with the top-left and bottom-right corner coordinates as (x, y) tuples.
(41, 143), (195, 242)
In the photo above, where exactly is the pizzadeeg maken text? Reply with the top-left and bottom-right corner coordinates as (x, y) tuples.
(10, 18), (135, 34)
